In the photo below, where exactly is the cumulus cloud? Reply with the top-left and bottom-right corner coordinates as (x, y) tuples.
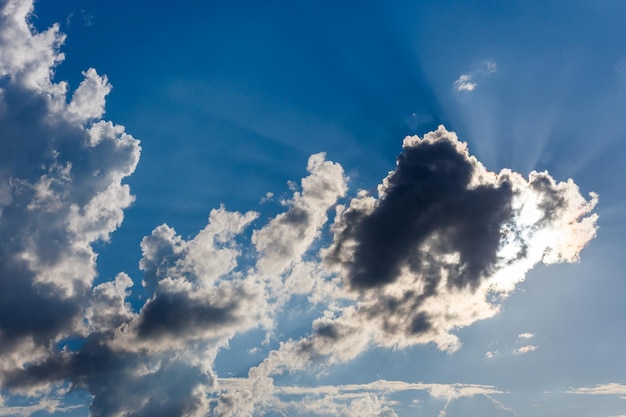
(215, 126), (597, 413)
(0, 0), (139, 377)
(454, 60), (497, 92)
(312, 125), (597, 357)
(252, 152), (347, 277)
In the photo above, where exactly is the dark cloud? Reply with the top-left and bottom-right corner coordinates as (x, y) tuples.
(136, 287), (244, 340)
(327, 134), (513, 291)
(3, 341), (211, 417)
(266, 126), (599, 367)
(0, 258), (84, 352)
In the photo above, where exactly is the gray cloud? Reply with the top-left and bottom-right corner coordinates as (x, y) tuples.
(230, 127), (598, 407)
(4, 342), (211, 417)
(326, 129), (513, 291)
(315, 126), (598, 354)
(0, 0), (140, 372)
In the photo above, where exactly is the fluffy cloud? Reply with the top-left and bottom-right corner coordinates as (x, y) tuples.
(309, 125), (596, 357)
(0, 0), (140, 378)
(214, 126), (597, 413)
(252, 153), (346, 272)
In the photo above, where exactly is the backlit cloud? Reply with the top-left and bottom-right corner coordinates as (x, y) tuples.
(214, 126), (597, 413)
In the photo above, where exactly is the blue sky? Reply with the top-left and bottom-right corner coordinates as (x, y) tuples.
(0, 0), (625, 416)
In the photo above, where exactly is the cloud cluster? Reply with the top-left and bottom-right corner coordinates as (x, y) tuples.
(215, 126), (597, 414)
(273, 126), (597, 364)
(0, 1), (599, 416)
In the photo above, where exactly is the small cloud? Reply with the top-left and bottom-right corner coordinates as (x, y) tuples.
(454, 74), (477, 92)
(65, 12), (74, 27)
(485, 60), (497, 73)
(453, 60), (497, 93)
(260, 191), (274, 204)
(485, 351), (497, 359)
(512, 345), (538, 355)
(517, 332), (534, 340)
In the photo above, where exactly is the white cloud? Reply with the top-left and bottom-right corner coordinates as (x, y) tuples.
(512, 345), (538, 355)
(85, 272), (135, 333)
(215, 378), (506, 417)
(567, 383), (626, 399)
(252, 152), (347, 277)
(454, 60), (497, 92)
(454, 74), (477, 92)
(67, 68), (110, 122)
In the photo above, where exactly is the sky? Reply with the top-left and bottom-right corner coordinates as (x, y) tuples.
(0, 0), (625, 416)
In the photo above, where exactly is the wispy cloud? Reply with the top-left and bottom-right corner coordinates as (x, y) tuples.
(454, 60), (497, 92)
(567, 383), (626, 399)
(0, 400), (83, 417)
(216, 378), (508, 417)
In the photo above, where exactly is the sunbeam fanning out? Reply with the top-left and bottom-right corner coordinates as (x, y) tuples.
(1, 0), (624, 416)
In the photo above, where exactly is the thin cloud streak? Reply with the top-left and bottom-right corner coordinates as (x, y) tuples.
(567, 383), (626, 399)
(216, 378), (507, 417)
